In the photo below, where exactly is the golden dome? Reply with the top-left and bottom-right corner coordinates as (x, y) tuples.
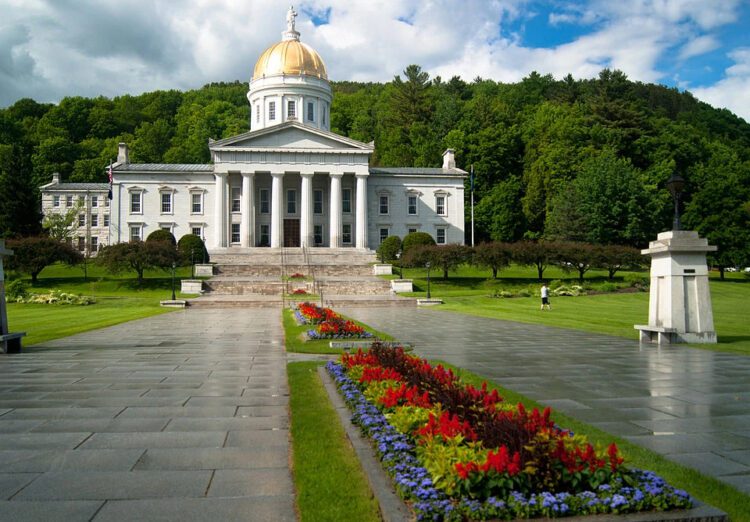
(252, 39), (328, 81)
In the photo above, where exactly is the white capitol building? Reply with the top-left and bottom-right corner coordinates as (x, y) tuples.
(41, 8), (467, 255)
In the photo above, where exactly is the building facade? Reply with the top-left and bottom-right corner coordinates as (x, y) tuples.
(41, 8), (466, 253)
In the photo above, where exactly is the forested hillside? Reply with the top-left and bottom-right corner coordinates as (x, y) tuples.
(1, 66), (749, 267)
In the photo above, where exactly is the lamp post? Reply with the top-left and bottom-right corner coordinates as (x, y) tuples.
(171, 261), (176, 301)
(666, 173), (685, 231)
(201, 236), (207, 263)
(190, 251), (195, 278)
(425, 262), (431, 299)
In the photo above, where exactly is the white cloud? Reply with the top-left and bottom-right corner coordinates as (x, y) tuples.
(678, 35), (720, 61)
(0, 0), (747, 122)
(691, 48), (750, 123)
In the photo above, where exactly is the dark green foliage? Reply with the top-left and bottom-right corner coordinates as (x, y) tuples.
(473, 242), (512, 279)
(5, 236), (83, 283)
(376, 235), (401, 263)
(2, 67), (749, 256)
(177, 234), (209, 264)
(146, 229), (177, 245)
(5, 279), (29, 301)
(509, 241), (560, 281)
(401, 231), (436, 258)
(96, 240), (180, 284)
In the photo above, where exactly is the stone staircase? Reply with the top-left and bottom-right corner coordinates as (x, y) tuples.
(187, 248), (415, 308)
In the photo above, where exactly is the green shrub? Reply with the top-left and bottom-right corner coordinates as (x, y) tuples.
(551, 285), (586, 296)
(14, 290), (95, 305)
(491, 290), (514, 298)
(376, 235), (402, 263)
(401, 232), (435, 256)
(624, 273), (649, 290)
(177, 234), (209, 264)
(146, 229), (177, 245)
(5, 279), (29, 302)
(597, 282), (618, 293)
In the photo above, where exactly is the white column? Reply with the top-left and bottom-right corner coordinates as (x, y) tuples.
(241, 172), (255, 247)
(355, 173), (368, 249)
(300, 173), (314, 248)
(329, 173), (342, 248)
(213, 172), (227, 248)
(270, 172), (284, 248)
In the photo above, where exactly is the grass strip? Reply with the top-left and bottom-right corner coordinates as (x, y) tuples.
(443, 362), (750, 521)
(282, 308), (393, 354)
(288, 361), (381, 522)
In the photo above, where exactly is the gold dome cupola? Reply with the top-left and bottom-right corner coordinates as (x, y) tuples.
(248, 6), (332, 131)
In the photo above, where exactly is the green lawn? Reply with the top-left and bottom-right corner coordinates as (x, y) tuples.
(5, 262), (200, 345)
(391, 264), (750, 355)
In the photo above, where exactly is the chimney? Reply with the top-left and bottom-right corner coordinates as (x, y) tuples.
(51, 172), (60, 184)
(442, 148), (456, 169)
(117, 142), (130, 165)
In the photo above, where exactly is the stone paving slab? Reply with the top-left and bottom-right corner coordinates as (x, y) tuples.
(343, 306), (750, 495)
(0, 308), (294, 518)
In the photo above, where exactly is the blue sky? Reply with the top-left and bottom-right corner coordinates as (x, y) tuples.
(1, 0), (748, 121)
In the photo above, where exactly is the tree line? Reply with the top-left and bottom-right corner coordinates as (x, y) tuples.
(378, 232), (643, 281)
(1, 66), (749, 269)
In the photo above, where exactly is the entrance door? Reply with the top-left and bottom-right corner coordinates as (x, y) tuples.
(283, 219), (300, 247)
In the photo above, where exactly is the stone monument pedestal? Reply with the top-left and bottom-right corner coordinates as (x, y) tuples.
(635, 230), (717, 344)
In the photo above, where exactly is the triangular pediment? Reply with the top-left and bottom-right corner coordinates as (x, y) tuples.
(210, 121), (372, 151)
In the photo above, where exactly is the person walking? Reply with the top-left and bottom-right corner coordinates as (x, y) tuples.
(540, 283), (551, 311)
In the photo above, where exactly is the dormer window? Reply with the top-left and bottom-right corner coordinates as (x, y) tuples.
(269, 101), (276, 121)
(287, 100), (296, 120)
(307, 101), (314, 122)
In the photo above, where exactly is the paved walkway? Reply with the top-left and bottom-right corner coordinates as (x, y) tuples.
(343, 307), (750, 495)
(0, 309), (294, 521)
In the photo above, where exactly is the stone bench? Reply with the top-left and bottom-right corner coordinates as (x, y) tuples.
(635, 325), (677, 344)
(0, 332), (26, 354)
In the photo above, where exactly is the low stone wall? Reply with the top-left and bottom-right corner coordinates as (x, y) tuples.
(391, 279), (413, 292)
(180, 279), (203, 294)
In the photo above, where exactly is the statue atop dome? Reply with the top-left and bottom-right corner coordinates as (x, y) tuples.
(283, 5), (300, 40)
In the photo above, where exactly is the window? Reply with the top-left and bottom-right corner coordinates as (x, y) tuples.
(379, 228), (389, 244)
(191, 193), (203, 213)
(314, 224), (323, 246)
(78, 196), (84, 206)
(287, 189), (296, 214)
(408, 195), (418, 215)
(66, 195), (73, 207)
(231, 223), (241, 244)
(91, 195), (98, 208)
(342, 188), (352, 213)
(269, 101), (276, 120)
(191, 226), (202, 237)
(256, 104), (260, 123)
(130, 192), (142, 214)
(160, 225), (172, 232)
(436, 195), (446, 216)
(287, 100), (296, 119)
(436, 228), (446, 244)
(260, 189), (269, 214)
(78, 237), (85, 251)
(104, 214), (110, 227)
(91, 214), (98, 227)
(322, 105), (326, 125)
(231, 187), (241, 213)
(313, 189), (323, 214)
(379, 195), (389, 215)
(53, 195), (60, 207)
(307, 101), (314, 121)
(408, 228), (417, 234)
(342, 224), (352, 244)
(129, 226), (141, 242)
(260, 224), (270, 246)
(161, 192), (172, 214)
(90, 236), (98, 251)
(78, 214), (85, 227)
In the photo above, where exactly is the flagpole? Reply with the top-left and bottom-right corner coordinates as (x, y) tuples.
(107, 159), (113, 247)
(470, 164), (475, 247)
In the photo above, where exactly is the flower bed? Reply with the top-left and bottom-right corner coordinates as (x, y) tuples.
(295, 302), (374, 340)
(292, 289), (308, 295)
(327, 345), (692, 521)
